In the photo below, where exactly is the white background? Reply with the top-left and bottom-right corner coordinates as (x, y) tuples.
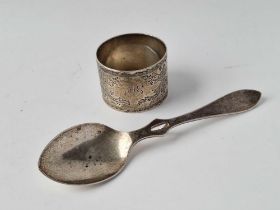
(1, 0), (280, 209)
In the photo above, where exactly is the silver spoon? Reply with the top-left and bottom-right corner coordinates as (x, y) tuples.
(39, 89), (261, 185)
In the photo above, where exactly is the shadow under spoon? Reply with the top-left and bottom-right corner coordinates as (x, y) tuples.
(39, 89), (261, 185)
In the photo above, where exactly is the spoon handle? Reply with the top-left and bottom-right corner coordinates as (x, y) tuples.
(130, 89), (261, 142)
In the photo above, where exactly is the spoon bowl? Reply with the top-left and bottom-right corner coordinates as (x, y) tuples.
(39, 123), (133, 184)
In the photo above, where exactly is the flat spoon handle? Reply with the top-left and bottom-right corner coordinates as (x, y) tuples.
(130, 89), (261, 142)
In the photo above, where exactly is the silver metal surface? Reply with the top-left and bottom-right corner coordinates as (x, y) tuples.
(96, 33), (168, 112)
(39, 89), (261, 184)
